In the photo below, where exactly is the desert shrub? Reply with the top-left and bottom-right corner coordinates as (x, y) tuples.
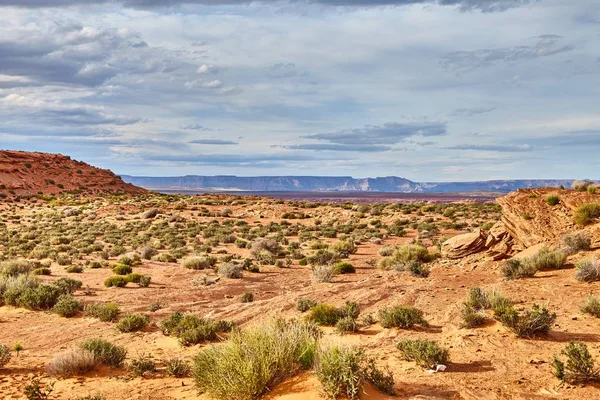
(378, 305), (428, 329)
(315, 344), (364, 400)
(217, 263), (243, 279)
(330, 241), (356, 258)
(143, 208), (159, 219)
(116, 314), (150, 333)
(460, 304), (487, 328)
(393, 244), (436, 263)
(16, 284), (62, 310)
(580, 295), (600, 317)
(112, 264), (132, 275)
(160, 313), (233, 346)
(573, 180), (594, 192)
(80, 339), (127, 368)
(137, 275), (151, 287)
(460, 287), (512, 328)
(397, 339), (449, 369)
(575, 259), (600, 282)
(0, 344), (11, 368)
(85, 303), (120, 322)
(104, 275), (128, 287)
(48, 350), (97, 377)
(139, 246), (158, 260)
(192, 319), (320, 400)
(498, 304), (556, 338)
(335, 316), (359, 334)
(378, 245), (395, 257)
(575, 203), (600, 226)
(251, 238), (281, 257)
(0, 259), (34, 276)
(55, 254), (72, 266)
(33, 267), (51, 276)
(73, 395), (104, 400)
(54, 277), (83, 294)
(165, 357), (191, 377)
(52, 295), (83, 317)
(65, 265), (84, 273)
(311, 265), (336, 283)
(562, 231), (591, 254)
(182, 256), (216, 270)
(501, 258), (537, 280)
(552, 341), (599, 383)
(528, 248), (567, 270)
(23, 378), (54, 400)
(124, 273), (142, 283)
(129, 354), (156, 377)
(404, 260), (430, 277)
(315, 344), (394, 399)
(332, 262), (355, 274)
(307, 304), (342, 326)
(241, 291), (253, 303)
(546, 195), (560, 206)
(297, 297), (318, 312)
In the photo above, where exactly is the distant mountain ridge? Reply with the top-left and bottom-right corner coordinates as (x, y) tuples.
(120, 175), (577, 193)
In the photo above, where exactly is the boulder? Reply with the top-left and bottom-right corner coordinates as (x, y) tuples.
(441, 229), (488, 259)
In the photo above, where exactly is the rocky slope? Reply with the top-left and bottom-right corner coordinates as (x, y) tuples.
(121, 175), (577, 193)
(442, 188), (600, 260)
(0, 150), (145, 198)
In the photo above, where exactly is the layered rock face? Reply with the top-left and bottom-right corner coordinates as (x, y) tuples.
(0, 150), (145, 197)
(442, 188), (600, 260)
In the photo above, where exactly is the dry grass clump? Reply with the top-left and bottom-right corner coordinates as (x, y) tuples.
(580, 295), (600, 317)
(128, 354), (156, 377)
(575, 203), (600, 226)
(311, 265), (336, 283)
(217, 263), (243, 279)
(306, 302), (360, 330)
(460, 287), (512, 328)
(528, 247), (568, 270)
(377, 305), (428, 329)
(561, 231), (591, 254)
(315, 344), (394, 399)
(116, 314), (150, 333)
(165, 357), (191, 377)
(182, 256), (216, 270)
(296, 297), (318, 312)
(0, 344), (11, 368)
(0, 259), (35, 276)
(552, 341), (600, 383)
(501, 258), (538, 280)
(160, 312), (233, 346)
(192, 319), (320, 400)
(80, 339), (127, 368)
(575, 259), (600, 282)
(397, 339), (449, 369)
(48, 350), (97, 377)
(85, 302), (120, 322)
(497, 304), (556, 338)
(546, 194), (560, 206)
(378, 244), (435, 277)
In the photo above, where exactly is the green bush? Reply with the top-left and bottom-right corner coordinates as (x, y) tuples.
(528, 248), (567, 270)
(182, 256), (216, 270)
(335, 316), (359, 334)
(54, 277), (82, 294)
(160, 313), (233, 346)
(80, 339), (127, 368)
(296, 297), (318, 312)
(575, 203), (600, 226)
(16, 285), (62, 310)
(552, 341), (599, 383)
(116, 314), (150, 333)
(460, 287), (512, 328)
(332, 262), (355, 274)
(33, 267), (51, 276)
(241, 292), (254, 303)
(307, 304), (342, 326)
(112, 264), (132, 275)
(546, 195), (560, 206)
(52, 295), (83, 317)
(104, 275), (128, 287)
(192, 319), (320, 400)
(397, 339), (449, 369)
(66, 265), (84, 273)
(85, 302), (120, 322)
(498, 304), (556, 338)
(378, 305), (428, 329)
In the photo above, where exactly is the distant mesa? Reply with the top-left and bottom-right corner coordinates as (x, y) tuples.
(0, 150), (145, 198)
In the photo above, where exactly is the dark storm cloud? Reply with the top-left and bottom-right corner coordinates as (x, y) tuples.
(0, 0), (538, 12)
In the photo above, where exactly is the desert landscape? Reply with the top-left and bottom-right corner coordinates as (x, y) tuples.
(1, 152), (600, 400)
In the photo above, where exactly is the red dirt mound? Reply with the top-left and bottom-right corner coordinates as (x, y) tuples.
(0, 150), (145, 198)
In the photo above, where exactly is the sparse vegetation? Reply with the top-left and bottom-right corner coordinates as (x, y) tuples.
(575, 259), (600, 282)
(580, 295), (600, 317)
(116, 314), (150, 333)
(378, 305), (428, 329)
(552, 341), (599, 383)
(80, 339), (127, 368)
(575, 203), (600, 226)
(48, 350), (97, 377)
(498, 304), (556, 338)
(397, 339), (449, 369)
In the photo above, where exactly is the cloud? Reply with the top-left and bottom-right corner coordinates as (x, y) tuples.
(440, 36), (574, 74)
(446, 144), (533, 152)
(0, 0), (538, 11)
(197, 64), (218, 74)
(282, 143), (392, 152)
(182, 124), (213, 131)
(450, 107), (495, 117)
(189, 139), (238, 145)
(302, 122), (447, 146)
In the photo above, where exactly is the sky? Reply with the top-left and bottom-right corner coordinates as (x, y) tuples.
(0, 0), (598, 181)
